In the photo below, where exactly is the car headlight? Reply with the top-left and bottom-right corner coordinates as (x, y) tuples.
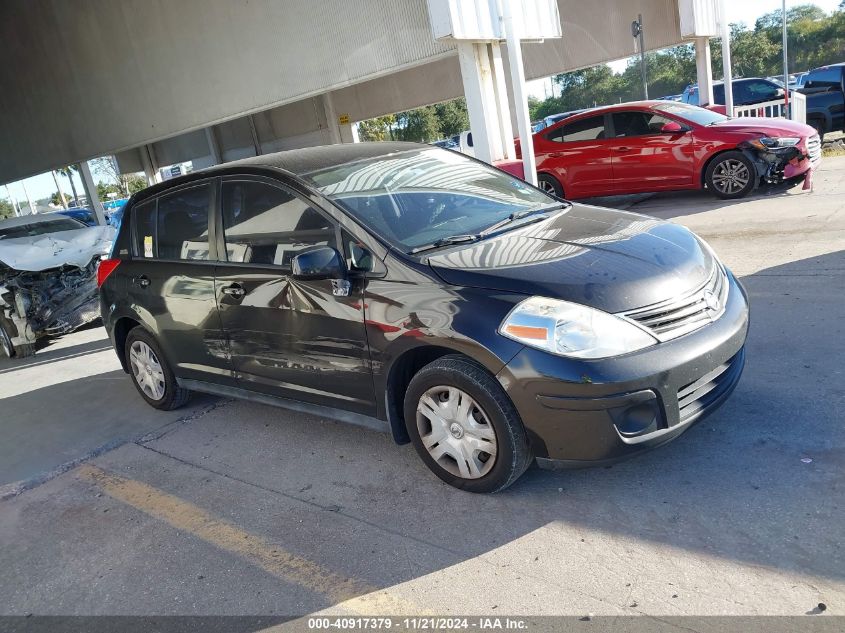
(499, 297), (658, 359)
(749, 136), (800, 150)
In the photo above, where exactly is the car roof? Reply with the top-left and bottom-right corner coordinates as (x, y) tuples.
(0, 213), (82, 229)
(135, 141), (428, 201)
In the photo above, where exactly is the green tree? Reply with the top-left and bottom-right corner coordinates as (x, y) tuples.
(394, 106), (441, 142)
(126, 174), (147, 195)
(0, 199), (14, 220)
(433, 98), (469, 138)
(57, 165), (80, 204)
(357, 115), (396, 141)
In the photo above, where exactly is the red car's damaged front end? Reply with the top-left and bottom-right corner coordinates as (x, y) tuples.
(707, 117), (821, 187)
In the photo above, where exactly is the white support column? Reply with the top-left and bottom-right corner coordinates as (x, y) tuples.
(457, 42), (505, 164)
(205, 127), (222, 165)
(5, 185), (21, 217)
(322, 93), (343, 145)
(140, 145), (161, 186)
(490, 42), (515, 161)
(720, 0), (734, 116)
(247, 115), (262, 155)
(78, 161), (107, 226)
(501, 0), (536, 185)
(338, 121), (359, 144)
(694, 37), (714, 107)
(21, 180), (37, 215)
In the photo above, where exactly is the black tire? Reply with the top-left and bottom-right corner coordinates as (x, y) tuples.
(403, 355), (532, 493)
(705, 151), (758, 199)
(809, 119), (825, 142)
(0, 317), (35, 359)
(124, 326), (191, 410)
(537, 173), (564, 199)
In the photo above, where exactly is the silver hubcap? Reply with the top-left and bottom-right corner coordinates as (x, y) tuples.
(416, 386), (497, 479)
(539, 180), (556, 194)
(129, 340), (166, 401)
(712, 159), (750, 194)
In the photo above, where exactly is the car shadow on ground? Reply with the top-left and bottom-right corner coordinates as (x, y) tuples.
(2, 252), (842, 614)
(614, 179), (809, 219)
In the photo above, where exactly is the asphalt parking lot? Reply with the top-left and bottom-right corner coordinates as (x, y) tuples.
(1, 158), (843, 621)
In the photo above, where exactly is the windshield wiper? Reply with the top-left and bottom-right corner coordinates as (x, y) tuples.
(410, 234), (479, 254)
(479, 202), (570, 237)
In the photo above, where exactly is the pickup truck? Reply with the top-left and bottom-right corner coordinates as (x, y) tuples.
(799, 63), (845, 140)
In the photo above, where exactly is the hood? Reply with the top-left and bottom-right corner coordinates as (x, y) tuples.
(427, 204), (715, 313)
(709, 117), (816, 138)
(0, 225), (115, 272)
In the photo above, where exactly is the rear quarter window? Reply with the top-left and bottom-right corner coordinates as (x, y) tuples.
(131, 200), (156, 258)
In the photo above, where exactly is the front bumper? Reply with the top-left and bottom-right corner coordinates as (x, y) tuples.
(497, 271), (749, 465)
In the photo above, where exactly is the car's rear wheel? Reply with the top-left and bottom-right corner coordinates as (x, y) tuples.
(125, 327), (191, 410)
(537, 173), (564, 198)
(705, 151), (757, 199)
(404, 355), (532, 493)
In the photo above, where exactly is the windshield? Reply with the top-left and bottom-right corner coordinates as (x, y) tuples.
(653, 102), (728, 126)
(0, 217), (86, 240)
(302, 148), (555, 252)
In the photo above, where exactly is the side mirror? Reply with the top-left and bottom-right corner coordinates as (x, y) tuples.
(291, 246), (346, 281)
(775, 87), (786, 97)
(660, 121), (685, 134)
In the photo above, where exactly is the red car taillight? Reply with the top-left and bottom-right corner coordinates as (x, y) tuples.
(97, 258), (121, 287)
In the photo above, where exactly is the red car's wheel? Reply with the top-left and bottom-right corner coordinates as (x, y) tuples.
(537, 173), (564, 198)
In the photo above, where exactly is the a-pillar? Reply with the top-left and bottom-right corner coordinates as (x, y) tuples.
(77, 161), (107, 226)
(694, 37), (714, 107)
(456, 41), (514, 164)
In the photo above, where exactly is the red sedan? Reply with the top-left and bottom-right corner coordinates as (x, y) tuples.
(517, 101), (820, 200)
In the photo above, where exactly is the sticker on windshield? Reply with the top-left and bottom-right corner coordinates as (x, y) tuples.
(144, 235), (153, 258)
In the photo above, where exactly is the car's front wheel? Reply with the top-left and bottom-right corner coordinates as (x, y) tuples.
(537, 173), (564, 198)
(705, 151), (757, 199)
(404, 355), (532, 493)
(125, 327), (191, 410)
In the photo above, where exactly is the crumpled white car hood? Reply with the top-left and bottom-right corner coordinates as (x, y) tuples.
(0, 225), (116, 272)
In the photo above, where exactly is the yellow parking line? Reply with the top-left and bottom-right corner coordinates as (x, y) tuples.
(77, 464), (415, 613)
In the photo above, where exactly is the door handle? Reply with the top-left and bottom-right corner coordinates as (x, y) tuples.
(615, 146), (631, 152)
(132, 275), (150, 288)
(221, 283), (245, 298)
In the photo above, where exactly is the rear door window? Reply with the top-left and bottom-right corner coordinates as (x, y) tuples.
(221, 180), (334, 270)
(546, 115), (605, 143)
(156, 184), (212, 261)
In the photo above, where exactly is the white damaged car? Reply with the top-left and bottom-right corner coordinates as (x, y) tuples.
(0, 214), (115, 357)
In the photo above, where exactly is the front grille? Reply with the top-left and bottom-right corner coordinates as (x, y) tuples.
(807, 134), (822, 166)
(620, 264), (728, 341)
(678, 349), (745, 422)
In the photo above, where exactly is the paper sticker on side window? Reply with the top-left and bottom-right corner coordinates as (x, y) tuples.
(144, 235), (153, 258)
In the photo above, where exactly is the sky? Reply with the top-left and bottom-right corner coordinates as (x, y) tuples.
(527, 0), (841, 99)
(4, 0), (841, 207)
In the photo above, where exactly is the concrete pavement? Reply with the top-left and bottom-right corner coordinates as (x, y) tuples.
(1, 158), (843, 620)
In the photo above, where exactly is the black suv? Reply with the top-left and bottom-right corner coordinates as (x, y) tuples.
(99, 142), (749, 492)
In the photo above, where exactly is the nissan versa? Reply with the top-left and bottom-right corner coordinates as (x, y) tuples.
(99, 142), (749, 493)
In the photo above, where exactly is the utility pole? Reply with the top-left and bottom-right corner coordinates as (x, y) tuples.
(52, 170), (68, 209)
(632, 15), (648, 99)
(782, 0), (790, 117)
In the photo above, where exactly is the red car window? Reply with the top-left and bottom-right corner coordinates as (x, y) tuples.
(546, 115), (605, 143)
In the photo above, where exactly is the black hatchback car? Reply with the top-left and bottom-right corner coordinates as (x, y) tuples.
(99, 142), (749, 493)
